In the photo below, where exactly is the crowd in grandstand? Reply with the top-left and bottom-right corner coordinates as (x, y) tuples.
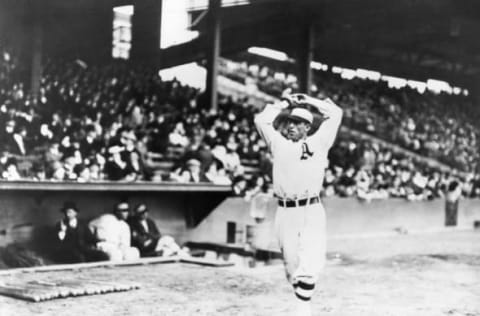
(1, 45), (480, 201)
(221, 60), (480, 173)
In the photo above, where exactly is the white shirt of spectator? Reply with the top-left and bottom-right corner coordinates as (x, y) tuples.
(169, 123), (189, 147)
(13, 133), (26, 155)
(254, 98), (342, 199)
(223, 151), (242, 175)
(140, 219), (149, 233)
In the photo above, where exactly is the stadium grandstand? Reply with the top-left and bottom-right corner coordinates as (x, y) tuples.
(0, 0), (479, 199)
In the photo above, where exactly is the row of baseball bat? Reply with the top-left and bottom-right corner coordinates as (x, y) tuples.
(0, 278), (141, 302)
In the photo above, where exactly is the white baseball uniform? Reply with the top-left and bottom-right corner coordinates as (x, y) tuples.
(88, 214), (140, 261)
(254, 96), (342, 302)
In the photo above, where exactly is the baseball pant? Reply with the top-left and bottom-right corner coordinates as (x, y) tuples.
(274, 201), (326, 301)
(96, 242), (140, 261)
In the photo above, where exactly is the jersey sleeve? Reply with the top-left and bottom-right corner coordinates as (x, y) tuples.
(254, 102), (285, 149)
(309, 98), (343, 149)
(119, 222), (132, 248)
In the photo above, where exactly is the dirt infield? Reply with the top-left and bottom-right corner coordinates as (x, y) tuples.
(1, 230), (479, 316)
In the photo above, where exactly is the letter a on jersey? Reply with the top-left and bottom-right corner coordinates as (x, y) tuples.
(300, 142), (314, 160)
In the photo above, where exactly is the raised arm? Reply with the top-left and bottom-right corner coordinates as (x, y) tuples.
(290, 94), (343, 148)
(254, 100), (288, 148)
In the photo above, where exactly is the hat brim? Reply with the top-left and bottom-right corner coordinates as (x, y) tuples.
(134, 204), (148, 214)
(287, 114), (312, 125)
(61, 207), (78, 213)
(187, 160), (201, 167)
(274, 110), (326, 136)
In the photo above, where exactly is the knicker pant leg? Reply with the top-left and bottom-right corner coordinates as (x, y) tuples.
(96, 242), (123, 261)
(292, 203), (326, 301)
(275, 206), (302, 284)
(122, 247), (140, 260)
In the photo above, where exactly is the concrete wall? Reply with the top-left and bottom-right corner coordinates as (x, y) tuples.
(0, 183), (230, 247)
(187, 197), (480, 249)
(1, 185), (479, 250)
(0, 191), (182, 247)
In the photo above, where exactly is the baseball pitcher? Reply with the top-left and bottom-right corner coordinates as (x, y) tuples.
(254, 93), (343, 315)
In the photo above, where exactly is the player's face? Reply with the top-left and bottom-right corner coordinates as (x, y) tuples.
(116, 210), (129, 221)
(286, 119), (310, 141)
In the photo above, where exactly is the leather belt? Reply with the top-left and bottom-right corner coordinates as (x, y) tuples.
(277, 196), (320, 208)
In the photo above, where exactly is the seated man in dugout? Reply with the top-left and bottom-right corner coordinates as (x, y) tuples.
(128, 203), (188, 257)
(54, 201), (108, 263)
(88, 200), (140, 261)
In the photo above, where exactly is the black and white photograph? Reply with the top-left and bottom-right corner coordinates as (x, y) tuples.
(0, 0), (479, 315)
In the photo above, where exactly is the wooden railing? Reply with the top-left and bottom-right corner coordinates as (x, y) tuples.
(0, 181), (232, 192)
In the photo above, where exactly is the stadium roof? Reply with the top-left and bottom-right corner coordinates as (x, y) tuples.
(3, 0), (479, 94)
(162, 0), (480, 93)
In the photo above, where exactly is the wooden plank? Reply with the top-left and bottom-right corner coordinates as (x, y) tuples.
(0, 254), (234, 279)
(0, 282), (53, 302)
(0, 284), (43, 302)
(35, 279), (86, 297)
(22, 282), (61, 300)
(0, 278), (141, 302)
(0, 256), (180, 276)
(180, 256), (234, 267)
(65, 278), (112, 295)
(75, 277), (141, 292)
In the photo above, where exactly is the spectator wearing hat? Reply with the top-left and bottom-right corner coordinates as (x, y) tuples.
(31, 161), (47, 181)
(221, 139), (244, 177)
(74, 164), (91, 182)
(128, 203), (186, 257)
(171, 158), (210, 183)
(54, 201), (106, 263)
(205, 158), (232, 185)
(179, 131), (215, 172)
(44, 143), (63, 166)
(88, 200), (140, 261)
(123, 143), (144, 181)
(169, 122), (189, 147)
(79, 124), (102, 162)
(232, 175), (248, 196)
(2, 120), (26, 155)
(49, 160), (66, 181)
(104, 145), (136, 181)
(1, 157), (21, 180)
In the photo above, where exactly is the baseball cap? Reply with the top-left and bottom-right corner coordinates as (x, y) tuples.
(61, 201), (78, 213)
(134, 203), (148, 215)
(289, 107), (313, 125)
(226, 141), (238, 151)
(114, 200), (130, 212)
(108, 145), (124, 154)
(186, 158), (201, 167)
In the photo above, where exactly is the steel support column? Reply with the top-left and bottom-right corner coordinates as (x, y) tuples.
(205, 0), (221, 111)
(297, 21), (314, 95)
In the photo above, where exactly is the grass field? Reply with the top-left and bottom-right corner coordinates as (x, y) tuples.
(0, 230), (479, 316)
